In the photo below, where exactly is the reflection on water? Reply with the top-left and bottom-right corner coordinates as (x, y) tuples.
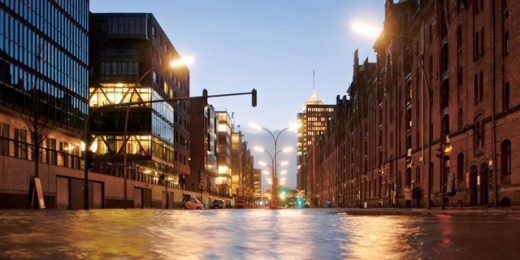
(0, 209), (519, 259)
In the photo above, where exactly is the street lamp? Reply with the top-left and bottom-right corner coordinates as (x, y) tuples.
(437, 136), (452, 210)
(249, 124), (294, 209)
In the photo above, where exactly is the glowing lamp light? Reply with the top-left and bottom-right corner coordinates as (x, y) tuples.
(282, 147), (293, 153)
(248, 123), (262, 131)
(254, 146), (265, 152)
(169, 56), (195, 68)
(259, 161), (268, 167)
(280, 161), (289, 166)
(351, 21), (382, 38)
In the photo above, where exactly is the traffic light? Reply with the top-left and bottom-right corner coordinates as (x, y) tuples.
(202, 89), (208, 106)
(251, 89), (257, 107)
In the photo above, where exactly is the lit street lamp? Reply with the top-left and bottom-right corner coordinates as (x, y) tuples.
(250, 124), (295, 209)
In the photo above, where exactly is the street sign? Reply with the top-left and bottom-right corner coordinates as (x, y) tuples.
(34, 178), (45, 209)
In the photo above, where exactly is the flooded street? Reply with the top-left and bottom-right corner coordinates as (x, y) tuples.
(1, 209), (519, 259)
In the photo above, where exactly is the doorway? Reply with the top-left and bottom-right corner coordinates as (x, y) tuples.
(479, 164), (489, 205)
(469, 166), (478, 206)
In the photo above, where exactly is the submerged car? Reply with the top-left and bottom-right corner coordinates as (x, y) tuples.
(211, 199), (225, 209)
(236, 199), (246, 208)
(182, 197), (204, 209)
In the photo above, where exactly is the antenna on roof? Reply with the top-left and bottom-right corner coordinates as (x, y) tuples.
(312, 70), (316, 92)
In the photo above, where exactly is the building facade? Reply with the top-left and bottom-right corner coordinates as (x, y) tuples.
(215, 111), (233, 196)
(252, 168), (262, 198)
(89, 13), (190, 192)
(187, 100), (217, 193)
(0, 0), (89, 208)
(305, 0), (520, 208)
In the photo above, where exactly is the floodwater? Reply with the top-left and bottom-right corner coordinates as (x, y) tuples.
(0, 209), (519, 259)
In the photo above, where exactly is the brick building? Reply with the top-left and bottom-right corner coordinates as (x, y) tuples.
(307, 0), (520, 208)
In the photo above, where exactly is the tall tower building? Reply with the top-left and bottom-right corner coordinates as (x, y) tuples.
(296, 90), (335, 193)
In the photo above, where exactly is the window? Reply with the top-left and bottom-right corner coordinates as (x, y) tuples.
(458, 107), (463, 129)
(474, 116), (484, 153)
(457, 26), (462, 50)
(474, 0), (483, 14)
(503, 82), (510, 111)
(442, 115), (450, 144)
(501, 140), (511, 184)
(457, 153), (464, 184)
(406, 168), (412, 187)
(14, 128), (27, 159)
(504, 32), (509, 55)
(480, 28), (485, 56)
(479, 71), (484, 103)
(441, 80), (450, 110)
(474, 74), (479, 104)
(475, 31), (480, 59)
(47, 138), (57, 165)
(0, 123), (9, 155)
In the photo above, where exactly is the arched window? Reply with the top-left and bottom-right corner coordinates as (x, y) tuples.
(474, 115), (484, 154)
(442, 115), (450, 142)
(501, 140), (512, 184)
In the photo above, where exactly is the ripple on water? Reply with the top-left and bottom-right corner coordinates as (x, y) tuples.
(1, 209), (520, 259)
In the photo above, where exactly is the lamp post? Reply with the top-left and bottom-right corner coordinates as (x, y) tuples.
(251, 124), (294, 209)
(437, 136), (452, 210)
(83, 89), (257, 210)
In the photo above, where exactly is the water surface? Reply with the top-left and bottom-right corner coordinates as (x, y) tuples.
(0, 209), (519, 259)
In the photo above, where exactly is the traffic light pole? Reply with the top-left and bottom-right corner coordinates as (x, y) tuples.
(83, 89), (257, 210)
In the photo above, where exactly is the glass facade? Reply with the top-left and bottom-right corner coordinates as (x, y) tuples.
(0, 0), (89, 131)
(89, 13), (184, 178)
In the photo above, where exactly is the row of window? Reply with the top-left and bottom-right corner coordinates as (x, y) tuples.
(53, 0), (89, 28)
(100, 16), (146, 37)
(1, 61), (88, 129)
(100, 62), (139, 76)
(0, 9), (88, 96)
(0, 0), (88, 62)
(0, 123), (81, 169)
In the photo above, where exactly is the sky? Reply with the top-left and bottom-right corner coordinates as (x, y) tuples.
(90, 0), (386, 188)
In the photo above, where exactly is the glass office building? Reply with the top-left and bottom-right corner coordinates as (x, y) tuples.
(0, 0), (89, 131)
(89, 13), (190, 185)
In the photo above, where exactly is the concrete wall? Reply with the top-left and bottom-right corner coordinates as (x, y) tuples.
(0, 156), (232, 209)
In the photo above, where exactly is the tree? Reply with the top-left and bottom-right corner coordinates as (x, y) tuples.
(16, 48), (56, 208)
